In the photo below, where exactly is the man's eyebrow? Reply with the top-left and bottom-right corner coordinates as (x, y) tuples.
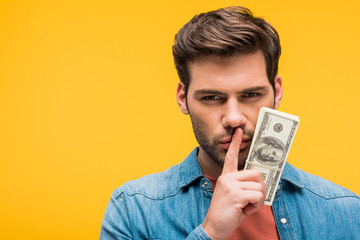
(239, 86), (269, 94)
(193, 90), (225, 97)
(193, 86), (269, 96)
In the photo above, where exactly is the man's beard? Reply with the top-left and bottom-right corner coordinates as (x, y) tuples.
(190, 113), (252, 170)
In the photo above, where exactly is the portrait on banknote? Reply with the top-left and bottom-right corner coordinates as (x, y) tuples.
(254, 136), (285, 166)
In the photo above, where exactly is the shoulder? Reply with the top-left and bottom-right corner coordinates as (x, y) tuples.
(112, 148), (203, 201)
(277, 164), (360, 239)
(112, 163), (182, 200)
(285, 164), (359, 200)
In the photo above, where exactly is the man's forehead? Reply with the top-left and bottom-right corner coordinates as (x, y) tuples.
(187, 51), (268, 91)
(188, 78), (271, 95)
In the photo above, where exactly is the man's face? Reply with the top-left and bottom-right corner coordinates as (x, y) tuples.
(176, 50), (282, 173)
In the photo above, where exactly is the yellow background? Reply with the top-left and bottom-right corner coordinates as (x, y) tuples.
(1, 0), (359, 239)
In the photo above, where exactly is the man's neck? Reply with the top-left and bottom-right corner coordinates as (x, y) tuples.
(197, 147), (223, 179)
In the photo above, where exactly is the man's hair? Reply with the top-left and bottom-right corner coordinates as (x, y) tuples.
(172, 6), (281, 94)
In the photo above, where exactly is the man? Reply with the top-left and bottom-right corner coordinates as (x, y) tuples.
(100, 6), (360, 239)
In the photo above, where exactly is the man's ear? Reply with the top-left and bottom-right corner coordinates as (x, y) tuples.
(176, 81), (189, 115)
(274, 76), (283, 110)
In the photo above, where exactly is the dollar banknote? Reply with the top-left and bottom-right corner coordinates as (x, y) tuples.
(244, 107), (299, 206)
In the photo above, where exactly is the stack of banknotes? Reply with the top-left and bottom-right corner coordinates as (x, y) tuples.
(244, 107), (300, 206)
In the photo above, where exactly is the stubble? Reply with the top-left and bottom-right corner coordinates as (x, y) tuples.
(190, 113), (252, 170)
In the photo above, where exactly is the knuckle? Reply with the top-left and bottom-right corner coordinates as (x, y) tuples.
(235, 200), (247, 210)
(225, 155), (235, 165)
(250, 169), (264, 182)
(217, 175), (226, 184)
(252, 169), (262, 177)
(254, 182), (263, 191)
(217, 176), (232, 190)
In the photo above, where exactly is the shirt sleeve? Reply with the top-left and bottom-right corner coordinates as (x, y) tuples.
(100, 192), (132, 240)
(185, 225), (212, 240)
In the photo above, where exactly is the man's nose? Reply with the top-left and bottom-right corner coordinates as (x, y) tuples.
(221, 99), (247, 129)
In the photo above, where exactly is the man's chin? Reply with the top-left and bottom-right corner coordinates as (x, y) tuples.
(211, 152), (249, 170)
(201, 144), (250, 170)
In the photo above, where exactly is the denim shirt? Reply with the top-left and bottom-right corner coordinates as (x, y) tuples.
(100, 148), (360, 239)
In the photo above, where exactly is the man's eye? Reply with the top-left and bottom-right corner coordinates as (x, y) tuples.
(202, 95), (222, 102)
(243, 92), (260, 98)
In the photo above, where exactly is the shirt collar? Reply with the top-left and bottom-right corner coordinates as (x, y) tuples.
(178, 147), (204, 188)
(280, 162), (305, 188)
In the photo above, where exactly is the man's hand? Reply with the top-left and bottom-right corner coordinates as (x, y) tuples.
(202, 128), (266, 240)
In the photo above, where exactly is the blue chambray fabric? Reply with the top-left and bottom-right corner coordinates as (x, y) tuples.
(100, 148), (360, 240)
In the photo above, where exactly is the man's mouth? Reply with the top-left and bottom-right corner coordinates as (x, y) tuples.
(219, 136), (252, 150)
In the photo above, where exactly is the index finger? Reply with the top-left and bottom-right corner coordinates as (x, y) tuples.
(222, 127), (243, 174)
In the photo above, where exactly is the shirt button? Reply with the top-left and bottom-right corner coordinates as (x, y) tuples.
(277, 185), (280, 191)
(202, 181), (208, 188)
(280, 218), (287, 224)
